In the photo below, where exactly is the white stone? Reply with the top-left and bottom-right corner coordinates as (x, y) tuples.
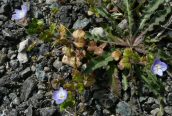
(18, 39), (29, 52)
(46, 0), (57, 4)
(17, 52), (28, 63)
(91, 27), (105, 37)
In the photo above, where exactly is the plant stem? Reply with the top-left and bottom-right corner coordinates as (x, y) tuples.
(159, 96), (164, 116)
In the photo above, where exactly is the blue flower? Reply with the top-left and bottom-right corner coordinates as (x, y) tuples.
(53, 87), (68, 104)
(12, 4), (28, 20)
(151, 59), (167, 76)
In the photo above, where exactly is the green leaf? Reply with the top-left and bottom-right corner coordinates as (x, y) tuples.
(84, 52), (113, 73)
(72, 70), (84, 83)
(77, 83), (85, 94)
(146, 7), (171, 32)
(138, 0), (165, 30)
(109, 67), (121, 97)
(123, 0), (134, 37)
(60, 91), (75, 111)
(39, 30), (53, 42)
(49, 23), (56, 34)
(27, 19), (44, 35)
(123, 48), (140, 63)
(141, 72), (165, 96)
(122, 74), (128, 91)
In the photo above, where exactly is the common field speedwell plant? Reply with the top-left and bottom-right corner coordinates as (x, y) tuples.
(13, 0), (172, 115)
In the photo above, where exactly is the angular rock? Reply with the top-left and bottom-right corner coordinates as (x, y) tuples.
(10, 60), (19, 69)
(46, 0), (57, 4)
(18, 39), (30, 52)
(91, 27), (105, 37)
(28, 90), (44, 108)
(10, 72), (20, 81)
(20, 76), (37, 101)
(20, 67), (31, 79)
(0, 65), (5, 75)
(39, 107), (58, 116)
(118, 19), (128, 29)
(150, 108), (160, 116)
(167, 93), (172, 105)
(12, 97), (20, 105)
(53, 59), (62, 70)
(35, 64), (47, 81)
(17, 52), (28, 63)
(24, 105), (33, 116)
(0, 51), (7, 65)
(164, 106), (172, 115)
(2, 29), (12, 37)
(0, 75), (11, 87)
(73, 18), (90, 29)
(116, 101), (132, 116)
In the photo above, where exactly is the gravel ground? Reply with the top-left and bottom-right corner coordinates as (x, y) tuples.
(0, 0), (172, 116)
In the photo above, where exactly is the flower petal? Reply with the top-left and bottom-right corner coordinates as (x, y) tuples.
(55, 99), (65, 104)
(160, 62), (167, 71)
(12, 14), (21, 20)
(21, 4), (28, 13)
(151, 65), (157, 75)
(156, 69), (163, 76)
(52, 91), (59, 100)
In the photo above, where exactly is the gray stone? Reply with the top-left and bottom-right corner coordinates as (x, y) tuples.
(9, 93), (17, 100)
(73, 18), (90, 29)
(8, 109), (18, 116)
(0, 21), (3, 26)
(0, 4), (6, 13)
(39, 107), (57, 116)
(116, 101), (132, 116)
(0, 87), (9, 95)
(103, 109), (110, 115)
(0, 51), (7, 65)
(17, 52), (28, 63)
(10, 60), (19, 69)
(167, 93), (172, 105)
(46, 0), (57, 4)
(165, 85), (172, 92)
(39, 44), (50, 56)
(37, 82), (46, 90)
(91, 27), (105, 37)
(35, 64), (47, 81)
(2, 29), (12, 37)
(28, 90), (44, 108)
(24, 105), (33, 116)
(10, 54), (17, 60)
(164, 106), (172, 114)
(93, 110), (102, 116)
(10, 72), (20, 81)
(82, 112), (88, 116)
(139, 96), (148, 103)
(20, 76), (37, 101)
(44, 67), (50, 72)
(20, 67), (31, 79)
(31, 65), (36, 72)
(0, 65), (5, 75)
(118, 19), (128, 29)
(18, 39), (30, 52)
(12, 97), (20, 105)
(53, 59), (62, 70)
(0, 75), (11, 87)
(150, 108), (160, 116)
